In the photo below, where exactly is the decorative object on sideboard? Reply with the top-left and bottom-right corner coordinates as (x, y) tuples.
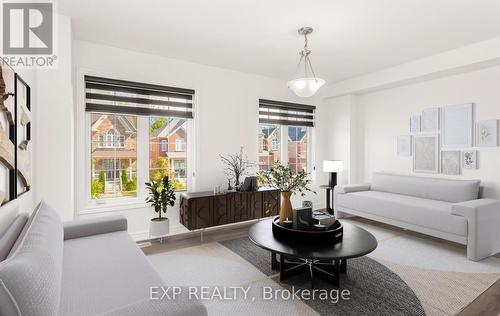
(397, 135), (412, 157)
(258, 161), (314, 224)
(421, 107), (440, 132)
(441, 103), (473, 148)
(145, 176), (176, 239)
(240, 176), (259, 192)
(410, 115), (421, 133)
(321, 160), (343, 214)
(413, 134), (439, 173)
(441, 151), (461, 175)
(287, 27), (325, 98)
(462, 150), (478, 169)
(219, 146), (255, 191)
(476, 120), (498, 147)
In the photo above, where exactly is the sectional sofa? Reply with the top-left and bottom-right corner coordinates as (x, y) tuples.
(0, 202), (207, 316)
(334, 173), (500, 261)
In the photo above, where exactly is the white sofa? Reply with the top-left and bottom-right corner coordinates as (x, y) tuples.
(334, 173), (500, 261)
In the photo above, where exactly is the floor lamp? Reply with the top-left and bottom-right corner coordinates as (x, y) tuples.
(322, 160), (343, 214)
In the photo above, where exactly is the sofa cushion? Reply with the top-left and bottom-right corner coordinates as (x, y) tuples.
(0, 213), (28, 261)
(0, 202), (64, 316)
(60, 230), (164, 315)
(336, 190), (467, 236)
(372, 173), (480, 203)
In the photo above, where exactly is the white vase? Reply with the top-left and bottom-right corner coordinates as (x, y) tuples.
(149, 217), (170, 238)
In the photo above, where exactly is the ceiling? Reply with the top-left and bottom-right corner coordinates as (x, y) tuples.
(59, 0), (500, 84)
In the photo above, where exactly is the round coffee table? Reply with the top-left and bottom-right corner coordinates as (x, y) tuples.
(248, 218), (377, 287)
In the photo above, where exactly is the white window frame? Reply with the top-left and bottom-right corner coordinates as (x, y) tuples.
(76, 69), (196, 215)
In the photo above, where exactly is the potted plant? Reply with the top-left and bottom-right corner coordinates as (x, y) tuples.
(258, 162), (314, 224)
(145, 176), (176, 238)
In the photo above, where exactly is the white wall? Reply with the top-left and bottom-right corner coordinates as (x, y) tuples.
(354, 65), (500, 198)
(73, 40), (328, 239)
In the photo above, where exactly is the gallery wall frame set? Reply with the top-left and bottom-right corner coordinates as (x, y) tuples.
(0, 62), (32, 206)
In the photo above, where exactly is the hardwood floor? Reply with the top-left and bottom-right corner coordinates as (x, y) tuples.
(140, 217), (500, 316)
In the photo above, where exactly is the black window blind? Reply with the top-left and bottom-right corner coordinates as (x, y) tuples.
(258, 99), (315, 127)
(85, 76), (195, 118)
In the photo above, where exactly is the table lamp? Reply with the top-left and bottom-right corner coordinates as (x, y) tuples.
(323, 160), (343, 187)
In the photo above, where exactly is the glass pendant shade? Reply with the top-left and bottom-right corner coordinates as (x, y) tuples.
(287, 77), (325, 98)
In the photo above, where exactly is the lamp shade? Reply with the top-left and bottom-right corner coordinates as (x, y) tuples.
(287, 77), (326, 98)
(323, 160), (343, 173)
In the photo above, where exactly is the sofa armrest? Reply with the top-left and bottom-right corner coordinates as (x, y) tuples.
(451, 199), (500, 221)
(334, 183), (371, 194)
(63, 215), (128, 240)
(451, 199), (500, 261)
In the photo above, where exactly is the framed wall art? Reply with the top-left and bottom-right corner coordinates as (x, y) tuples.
(397, 135), (412, 157)
(413, 134), (439, 173)
(0, 63), (16, 205)
(441, 103), (473, 148)
(15, 75), (31, 196)
(410, 115), (421, 133)
(421, 107), (440, 132)
(476, 120), (498, 147)
(441, 151), (461, 175)
(462, 150), (478, 169)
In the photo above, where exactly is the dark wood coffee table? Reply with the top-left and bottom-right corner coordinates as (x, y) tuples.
(248, 219), (377, 287)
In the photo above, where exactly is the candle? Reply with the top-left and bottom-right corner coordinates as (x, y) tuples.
(314, 223), (326, 231)
(282, 217), (293, 228)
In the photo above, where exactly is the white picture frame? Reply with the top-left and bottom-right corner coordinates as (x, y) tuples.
(476, 120), (498, 147)
(421, 107), (440, 132)
(397, 135), (412, 157)
(410, 115), (421, 133)
(462, 150), (478, 169)
(441, 150), (461, 175)
(413, 134), (439, 173)
(441, 103), (473, 148)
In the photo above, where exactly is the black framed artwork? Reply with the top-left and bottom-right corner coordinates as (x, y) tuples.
(15, 75), (31, 196)
(0, 61), (32, 206)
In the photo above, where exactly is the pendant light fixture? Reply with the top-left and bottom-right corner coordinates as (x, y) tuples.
(287, 27), (325, 98)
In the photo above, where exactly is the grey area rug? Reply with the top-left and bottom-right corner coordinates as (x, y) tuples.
(221, 237), (426, 316)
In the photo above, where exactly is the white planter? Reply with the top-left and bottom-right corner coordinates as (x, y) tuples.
(149, 218), (170, 238)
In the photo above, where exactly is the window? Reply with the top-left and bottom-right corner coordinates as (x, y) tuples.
(175, 139), (184, 152)
(258, 99), (315, 174)
(149, 117), (188, 192)
(160, 139), (168, 152)
(90, 114), (137, 199)
(85, 75), (194, 202)
(106, 129), (116, 147)
(97, 135), (104, 147)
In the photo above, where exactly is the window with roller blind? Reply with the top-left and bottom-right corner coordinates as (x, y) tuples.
(258, 99), (315, 174)
(85, 76), (194, 201)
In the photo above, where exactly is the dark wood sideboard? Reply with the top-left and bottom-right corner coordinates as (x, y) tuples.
(180, 189), (280, 230)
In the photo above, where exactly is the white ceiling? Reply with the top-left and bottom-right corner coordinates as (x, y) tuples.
(60, 0), (500, 84)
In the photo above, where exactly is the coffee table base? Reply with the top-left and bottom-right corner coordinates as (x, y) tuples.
(272, 252), (347, 288)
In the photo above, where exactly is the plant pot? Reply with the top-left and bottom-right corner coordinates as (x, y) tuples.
(150, 217), (170, 237)
(279, 191), (293, 224)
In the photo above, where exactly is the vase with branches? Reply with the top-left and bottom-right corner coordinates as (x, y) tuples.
(258, 161), (315, 223)
(219, 147), (255, 190)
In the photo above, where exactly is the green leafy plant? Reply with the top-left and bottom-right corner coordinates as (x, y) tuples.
(257, 161), (315, 196)
(91, 179), (104, 198)
(145, 176), (176, 220)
